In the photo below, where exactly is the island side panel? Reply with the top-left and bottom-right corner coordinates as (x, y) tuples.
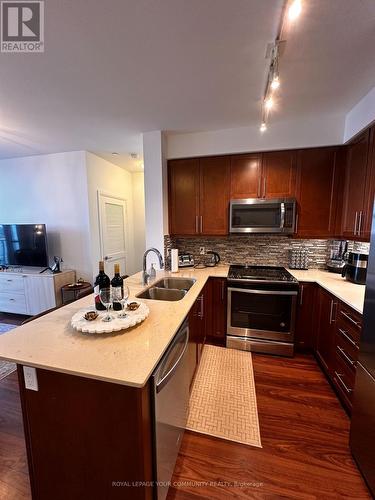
(17, 366), (153, 500)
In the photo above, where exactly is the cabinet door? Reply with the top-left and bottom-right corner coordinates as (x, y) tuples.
(316, 287), (337, 376)
(295, 148), (342, 238)
(24, 276), (56, 315)
(210, 278), (227, 346)
(262, 150), (297, 199)
(341, 131), (369, 239)
(295, 282), (316, 351)
(200, 157), (230, 235)
(363, 125), (375, 240)
(230, 154), (262, 199)
(168, 159), (200, 235)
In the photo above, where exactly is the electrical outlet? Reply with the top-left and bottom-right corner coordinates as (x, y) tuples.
(199, 247), (205, 255)
(23, 366), (38, 391)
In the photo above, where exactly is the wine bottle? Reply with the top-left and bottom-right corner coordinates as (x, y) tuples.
(94, 261), (110, 311)
(111, 263), (123, 311)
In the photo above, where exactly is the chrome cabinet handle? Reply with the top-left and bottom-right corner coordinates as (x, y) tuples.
(263, 177), (266, 198)
(221, 280), (225, 301)
(329, 300), (334, 324)
(195, 215), (199, 233)
(338, 328), (358, 349)
(354, 211), (358, 236)
(358, 211), (363, 236)
(300, 285), (304, 306)
(6, 279), (13, 282)
(334, 371), (352, 394)
(257, 176), (262, 198)
(337, 345), (356, 367)
(295, 213), (299, 234)
(340, 310), (361, 328)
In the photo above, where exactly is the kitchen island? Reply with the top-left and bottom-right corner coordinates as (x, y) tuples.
(0, 266), (228, 500)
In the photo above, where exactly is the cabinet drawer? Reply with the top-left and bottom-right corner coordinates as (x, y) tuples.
(0, 292), (27, 314)
(0, 275), (25, 293)
(333, 353), (355, 408)
(337, 304), (362, 342)
(335, 331), (358, 373)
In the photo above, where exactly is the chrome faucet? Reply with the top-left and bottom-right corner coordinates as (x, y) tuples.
(142, 248), (164, 285)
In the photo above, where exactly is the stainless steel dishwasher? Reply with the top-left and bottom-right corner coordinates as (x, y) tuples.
(152, 318), (190, 500)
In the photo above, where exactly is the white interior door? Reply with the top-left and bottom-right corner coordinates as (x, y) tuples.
(98, 193), (128, 276)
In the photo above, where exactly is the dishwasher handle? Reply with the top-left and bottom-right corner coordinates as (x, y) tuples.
(156, 324), (189, 393)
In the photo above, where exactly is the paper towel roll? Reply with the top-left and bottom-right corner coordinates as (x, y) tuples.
(171, 249), (179, 273)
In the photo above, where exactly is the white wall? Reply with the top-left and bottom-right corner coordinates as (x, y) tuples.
(166, 112), (345, 159)
(0, 151), (92, 280)
(85, 152), (144, 279)
(143, 131), (168, 267)
(131, 171), (146, 271)
(344, 86), (375, 143)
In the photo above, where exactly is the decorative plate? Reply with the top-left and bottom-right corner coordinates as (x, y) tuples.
(71, 302), (149, 334)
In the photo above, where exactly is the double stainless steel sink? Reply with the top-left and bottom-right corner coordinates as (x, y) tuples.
(136, 277), (196, 301)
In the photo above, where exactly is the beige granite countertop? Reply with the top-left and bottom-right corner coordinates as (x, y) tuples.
(0, 264), (365, 388)
(288, 269), (366, 314)
(0, 266), (229, 388)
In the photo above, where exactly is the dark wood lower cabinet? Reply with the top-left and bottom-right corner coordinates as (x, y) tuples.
(296, 283), (363, 415)
(295, 282), (317, 351)
(17, 367), (153, 500)
(207, 277), (227, 346)
(315, 287), (338, 377)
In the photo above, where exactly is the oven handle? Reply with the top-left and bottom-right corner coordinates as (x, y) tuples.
(228, 287), (297, 296)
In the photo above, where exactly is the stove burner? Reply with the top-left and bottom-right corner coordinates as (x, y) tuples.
(228, 265), (297, 283)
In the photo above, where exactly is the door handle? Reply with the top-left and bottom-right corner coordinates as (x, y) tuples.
(200, 216), (203, 233)
(329, 300), (337, 324)
(337, 345), (356, 367)
(104, 256), (110, 261)
(299, 284), (304, 306)
(195, 215), (199, 234)
(354, 211), (358, 235)
(263, 177), (266, 198)
(156, 329), (189, 393)
(334, 371), (352, 394)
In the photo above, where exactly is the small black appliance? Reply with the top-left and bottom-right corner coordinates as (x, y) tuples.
(341, 252), (368, 285)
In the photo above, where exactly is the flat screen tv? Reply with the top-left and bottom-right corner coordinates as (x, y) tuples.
(0, 224), (48, 267)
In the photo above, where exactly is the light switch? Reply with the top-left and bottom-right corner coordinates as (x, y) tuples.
(23, 366), (39, 391)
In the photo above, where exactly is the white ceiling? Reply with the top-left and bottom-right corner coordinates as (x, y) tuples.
(0, 0), (374, 168)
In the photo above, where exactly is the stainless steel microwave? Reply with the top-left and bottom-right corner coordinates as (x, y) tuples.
(229, 198), (296, 234)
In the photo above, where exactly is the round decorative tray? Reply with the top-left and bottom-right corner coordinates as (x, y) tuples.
(71, 302), (149, 334)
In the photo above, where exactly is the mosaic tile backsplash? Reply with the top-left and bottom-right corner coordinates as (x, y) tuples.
(164, 235), (370, 270)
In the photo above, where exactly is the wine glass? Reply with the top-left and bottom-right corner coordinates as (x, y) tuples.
(99, 287), (113, 322)
(118, 285), (130, 318)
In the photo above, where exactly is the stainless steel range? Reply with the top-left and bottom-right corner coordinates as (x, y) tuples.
(226, 265), (299, 357)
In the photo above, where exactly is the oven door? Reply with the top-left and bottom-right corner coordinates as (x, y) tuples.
(229, 198), (296, 234)
(227, 287), (297, 342)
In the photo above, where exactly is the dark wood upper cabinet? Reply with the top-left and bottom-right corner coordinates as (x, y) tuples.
(341, 130), (370, 240)
(295, 147), (343, 238)
(262, 150), (297, 198)
(169, 159), (200, 236)
(363, 125), (375, 240)
(230, 154), (262, 199)
(200, 156), (230, 235)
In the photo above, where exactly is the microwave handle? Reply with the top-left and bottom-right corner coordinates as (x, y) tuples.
(280, 202), (285, 229)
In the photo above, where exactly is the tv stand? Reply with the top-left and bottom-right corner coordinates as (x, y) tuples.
(0, 269), (76, 315)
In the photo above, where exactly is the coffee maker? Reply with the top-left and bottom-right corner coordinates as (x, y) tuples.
(326, 240), (348, 274)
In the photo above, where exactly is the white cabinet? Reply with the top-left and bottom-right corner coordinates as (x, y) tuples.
(0, 270), (76, 316)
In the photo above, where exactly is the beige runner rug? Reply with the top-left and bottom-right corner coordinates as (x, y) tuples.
(187, 345), (262, 448)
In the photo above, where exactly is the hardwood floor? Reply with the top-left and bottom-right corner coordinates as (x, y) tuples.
(167, 353), (371, 499)
(0, 313), (27, 326)
(0, 372), (31, 499)
(0, 352), (370, 499)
